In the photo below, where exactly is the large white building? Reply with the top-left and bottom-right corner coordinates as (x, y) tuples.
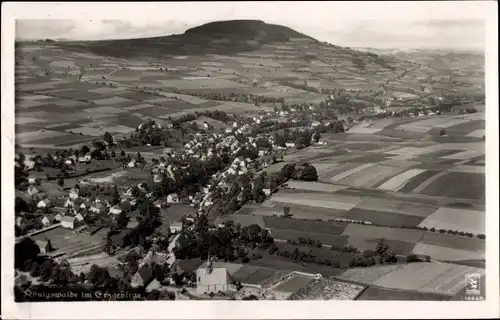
(196, 259), (232, 295)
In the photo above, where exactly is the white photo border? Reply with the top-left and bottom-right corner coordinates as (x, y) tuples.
(2, 2), (498, 319)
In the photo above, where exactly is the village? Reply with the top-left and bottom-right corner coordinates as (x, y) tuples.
(14, 101), (350, 300)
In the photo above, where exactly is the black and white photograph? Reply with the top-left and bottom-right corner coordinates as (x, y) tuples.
(2, 1), (498, 319)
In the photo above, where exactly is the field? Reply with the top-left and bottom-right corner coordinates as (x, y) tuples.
(357, 286), (450, 301)
(417, 207), (485, 235)
(339, 261), (484, 297)
(272, 274), (315, 293)
(31, 227), (104, 259)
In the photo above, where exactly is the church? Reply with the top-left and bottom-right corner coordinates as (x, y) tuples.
(196, 256), (232, 295)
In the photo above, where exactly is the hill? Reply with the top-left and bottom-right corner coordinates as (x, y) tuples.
(185, 20), (316, 42)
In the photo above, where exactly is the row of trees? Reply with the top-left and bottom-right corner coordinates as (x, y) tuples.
(167, 88), (285, 104)
(174, 217), (274, 262)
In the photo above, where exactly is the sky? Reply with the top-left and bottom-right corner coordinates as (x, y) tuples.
(14, 2), (489, 50)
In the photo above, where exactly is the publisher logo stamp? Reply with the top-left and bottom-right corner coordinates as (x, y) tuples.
(464, 273), (483, 301)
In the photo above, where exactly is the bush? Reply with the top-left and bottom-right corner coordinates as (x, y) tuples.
(438, 229), (446, 234)
(363, 250), (376, 258)
(430, 227), (436, 232)
(439, 129), (446, 136)
(406, 254), (421, 263)
(477, 234), (486, 240)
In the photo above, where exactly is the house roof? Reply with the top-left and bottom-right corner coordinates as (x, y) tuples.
(92, 202), (106, 210)
(196, 267), (231, 286)
(172, 258), (204, 274)
(35, 239), (48, 247)
(120, 200), (132, 210)
(135, 264), (153, 283)
(110, 230), (128, 245)
(108, 265), (126, 279)
(170, 221), (183, 228)
(126, 221), (139, 229)
(61, 216), (75, 223)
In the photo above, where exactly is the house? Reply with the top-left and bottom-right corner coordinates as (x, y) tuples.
(27, 176), (39, 185)
(153, 173), (163, 183)
(126, 220), (139, 229)
(154, 200), (167, 209)
(203, 122), (209, 129)
(196, 260), (232, 295)
(35, 240), (52, 253)
(24, 159), (35, 170)
(285, 142), (296, 148)
(171, 259), (204, 277)
(37, 199), (51, 209)
(41, 216), (51, 227)
(109, 205), (122, 215)
(128, 159), (136, 168)
(170, 221), (183, 234)
(131, 264), (154, 288)
(27, 185), (40, 198)
(61, 216), (76, 229)
(69, 188), (79, 200)
(78, 155), (91, 164)
(65, 159), (73, 165)
(90, 202), (106, 214)
(119, 200), (133, 212)
(167, 193), (179, 204)
(64, 198), (74, 208)
(16, 216), (24, 228)
(80, 200), (92, 210)
(263, 188), (271, 197)
(110, 230), (128, 247)
(54, 213), (63, 222)
(75, 213), (84, 222)
(138, 182), (148, 192)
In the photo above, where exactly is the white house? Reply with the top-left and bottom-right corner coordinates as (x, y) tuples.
(75, 213), (84, 222)
(128, 159), (136, 168)
(263, 188), (271, 196)
(41, 216), (51, 227)
(64, 198), (74, 208)
(16, 216), (24, 227)
(61, 216), (76, 229)
(78, 155), (91, 164)
(109, 205), (122, 215)
(90, 202), (106, 214)
(37, 199), (51, 209)
(170, 221), (183, 234)
(69, 188), (79, 200)
(153, 173), (163, 183)
(167, 193), (179, 204)
(285, 142), (296, 148)
(54, 213), (63, 222)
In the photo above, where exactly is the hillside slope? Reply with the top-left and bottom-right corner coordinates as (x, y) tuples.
(15, 19), (484, 108)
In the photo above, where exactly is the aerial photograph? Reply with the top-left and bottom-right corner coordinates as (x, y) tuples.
(12, 3), (487, 302)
